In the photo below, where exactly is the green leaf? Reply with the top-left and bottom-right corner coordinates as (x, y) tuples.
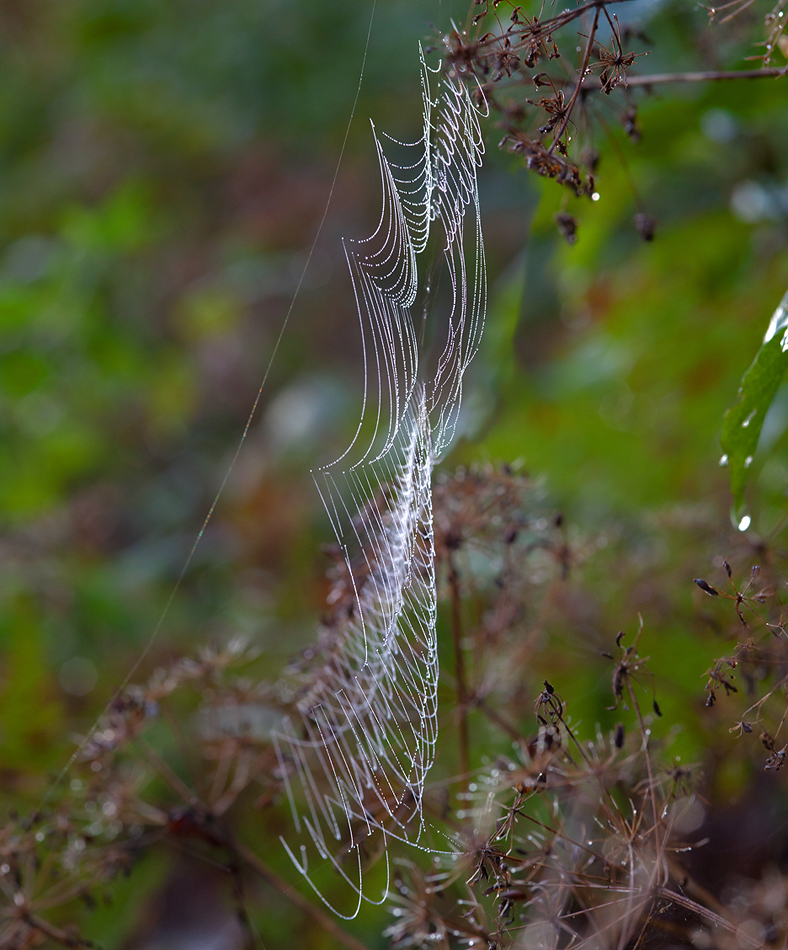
(721, 288), (788, 516)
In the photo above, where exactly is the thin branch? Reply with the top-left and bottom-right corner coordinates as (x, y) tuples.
(548, 4), (600, 154)
(475, 0), (638, 55)
(626, 680), (660, 846)
(497, 66), (788, 98)
(448, 556), (471, 792)
(658, 887), (768, 949)
(134, 739), (202, 808)
(474, 695), (522, 741)
(583, 66), (788, 89)
(24, 914), (94, 949)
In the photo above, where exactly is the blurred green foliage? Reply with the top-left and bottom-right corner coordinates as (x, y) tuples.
(2, 0), (788, 945)
(721, 288), (788, 521)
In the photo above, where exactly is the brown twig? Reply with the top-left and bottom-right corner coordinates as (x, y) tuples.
(583, 66), (788, 88)
(474, 695), (522, 741)
(24, 914), (94, 949)
(658, 887), (768, 949)
(626, 680), (660, 845)
(475, 0), (642, 53)
(448, 556), (471, 792)
(548, 5), (600, 154)
(134, 739), (202, 808)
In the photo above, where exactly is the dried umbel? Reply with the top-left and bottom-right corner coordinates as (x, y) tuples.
(695, 550), (788, 773)
(444, 0), (788, 240)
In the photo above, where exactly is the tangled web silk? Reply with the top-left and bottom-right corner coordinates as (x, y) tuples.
(272, 50), (487, 916)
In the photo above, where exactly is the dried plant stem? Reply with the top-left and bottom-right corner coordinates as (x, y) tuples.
(232, 841), (371, 950)
(24, 913), (93, 949)
(625, 681), (660, 845)
(215, 747), (278, 816)
(448, 557), (471, 792)
(658, 887), (768, 949)
(583, 66), (788, 88)
(134, 739), (201, 808)
(548, 4), (600, 154)
(481, 0), (643, 49)
(474, 695), (522, 741)
(670, 864), (735, 924)
(740, 671), (788, 720)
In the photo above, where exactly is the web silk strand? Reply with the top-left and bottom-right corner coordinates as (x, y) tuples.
(274, 49), (487, 915)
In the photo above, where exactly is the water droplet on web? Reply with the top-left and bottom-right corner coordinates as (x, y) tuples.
(719, 454), (728, 466)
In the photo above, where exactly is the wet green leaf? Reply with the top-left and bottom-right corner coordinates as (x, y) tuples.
(721, 288), (788, 516)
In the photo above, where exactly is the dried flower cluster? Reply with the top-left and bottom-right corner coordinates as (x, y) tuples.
(4, 467), (788, 948)
(695, 550), (788, 774)
(441, 0), (788, 241)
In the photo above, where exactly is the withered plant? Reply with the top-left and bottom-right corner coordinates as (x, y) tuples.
(442, 0), (788, 241)
(4, 467), (788, 949)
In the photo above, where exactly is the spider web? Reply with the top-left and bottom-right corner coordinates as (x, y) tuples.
(271, 48), (488, 916)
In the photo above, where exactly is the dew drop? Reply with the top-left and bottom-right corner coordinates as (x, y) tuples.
(739, 514), (751, 531)
(592, 192), (600, 202)
(744, 455), (753, 468)
(719, 454), (728, 466)
(741, 409), (756, 428)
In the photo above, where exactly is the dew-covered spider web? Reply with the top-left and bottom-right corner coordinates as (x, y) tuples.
(272, 48), (488, 916)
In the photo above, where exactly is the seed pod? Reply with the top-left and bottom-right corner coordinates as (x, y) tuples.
(694, 578), (719, 596)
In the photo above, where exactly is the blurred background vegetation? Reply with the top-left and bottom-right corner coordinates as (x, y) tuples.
(2, 0), (788, 945)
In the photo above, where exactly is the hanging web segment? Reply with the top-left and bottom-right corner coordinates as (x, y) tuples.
(272, 49), (487, 916)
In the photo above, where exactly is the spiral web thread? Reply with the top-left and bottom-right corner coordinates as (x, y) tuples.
(272, 49), (487, 917)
